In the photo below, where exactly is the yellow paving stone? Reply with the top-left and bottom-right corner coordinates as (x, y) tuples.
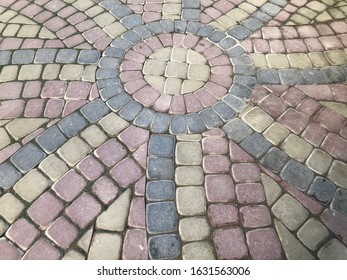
(328, 160), (347, 189)
(0, 128), (11, 150)
(81, 125), (108, 148)
(176, 142), (202, 165)
(182, 80), (205, 94)
(246, 0), (267, 7)
(99, 113), (130, 136)
(242, 107), (274, 133)
(287, 54), (313, 68)
(175, 166), (204, 186)
(164, 78), (182, 95)
(308, 52), (330, 67)
(0, 66), (18, 82)
(163, 4), (181, 14)
(239, 2), (257, 14)
(179, 217), (210, 242)
(227, 8), (249, 22)
(17, 25), (40, 37)
(297, 7), (318, 19)
(82, 65), (97, 82)
(150, 47), (172, 60)
(0, 23), (5, 33)
(210, 21), (228, 32)
(57, 137), (92, 167)
(188, 64), (210, 81)
(263, 122), (290, 146)
(144, 75), (165, 92)
(261, 173), (282, 206)
(93, 12), (115, 27)
(43, 64), (61, 80)
(171, 47), (188, 63)
(73, 0), (95, 11)
(165, 61), (188, 79)
(297, 218), (329, 251)
(290, 13), (311, 24)
(281, 134), (313, 162)
(182, 241), (215, 260)
(13, 170), (49, 202)
(187, 50), (207, 64)
(324, 50), (347, 66)
(59, 65), (84, 80)
(0, 193), (25, 224)
(103, 22), (127, 38)
(39, 155), (68, 181)
(320, 101), (347, 118)
(216, 15), (237, 29)
(77, 227), (93, 252)
(176, 187), (206, 216)
(3, 24), (20, 37)
(315, 11), (333, 22)
(162, 14), (180, 20)
(39, 27), (57, 39)
(306, 149), (332, 175)
(266, 54), (290, 69)
(328, 8), (345, 19)
(18, 65), (42, 80)
(85, 6), (104, 17)
(318, 239), (347, 260)
(307, 1), (327, 12)
(88, 232), (122, 260)
(63, 250), (85, 260)
(250, 53), (268, 68)
(6, 118), (48, 140)
(143, 59), (166, 76)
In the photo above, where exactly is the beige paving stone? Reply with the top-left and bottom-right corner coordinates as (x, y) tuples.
(0, 193), (25, 224)
(39, 27), (56, 39)
(88, 232), (122, 260)
(176, 142), (202, 165)
(328, 160), (347, 189)
(329, 8), (345, 19)
(297, 7), (318, 19)
(290, 13), (311, 24)
(320, 101), (347, 118)
(175, 166), (204, 186)
(239, 2), (257, 14)
(318, 239), (347, 260)
(13, 170), (49, 202)
(57, 137), (92, 167)
(150, 48), (172, 60)
(182, 80), (205, 94)
(261, 173), (282, 206)
(176, 187), (206, 216)
(287, 54), (313, 68)
(306, 149), (332, 175)
(18, 65), (42, 80)
(307, 1), (327, 12)
(210, 21), (228, 32)
(142, 59), (166, 76)
(3, 24), (20, 36)
(9, 15), (35, 24)
(308, 52), (330, 67)
(266, 54), (290, 69)
(0, 23), (5, 33)
(247, 0), (267, 7)
(0, 219), (8, 236)
(17, 25), (40, 37)
(39, 155), (68, 181)
(275, 219), (314, 260)
(85, 6), (104, 17)
(315, 11), (333, 22)
(82, 65), (97, 82)
(164, 78), (182, 95)
(188, 64), (210, 81)
(242, 107), (274, 133)
(96, 189), (131, 231)
(77, 227), (93, 252)
(73, 0), (95, 11)
(263, 122), (290, 146)
(216, 16), (237, 29)
(99, 112), (130, 136)
(281, 134), (313, 162)
(63, 250), (85, 260)
(43, 64), (61, 80)
(250, 53), (268, 68)
(182, 241), (215, 260)
(187, 50), (207, 65)
(227, 8), (249, 22)
(272, 194), (309, 231)
(144, 75), (165, 92)
(0, 128), (11, 150)
(171, 47), (188, 62)
(6, 118), (48, 140)
(0, 10), (17, 22)
(93, 12), (115, 27)
(325, 50), (347, 66)
(81, 125), (107, 148)
(297, 218), (329, 251)
(165, 61), (188, 79)
(163, 3), (181, 14)
(0, 66), (18, 82)
(103, 22), (127, 38)
(176, 134), (202, 142)
(179, 217), (210, 242)
(59, 65), (84, 80)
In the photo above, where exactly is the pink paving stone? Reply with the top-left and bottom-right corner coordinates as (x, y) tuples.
(6, 218), (39, 251)
(83, 27), (106, 43)
(94, 37), (112, 51)
(0, 144), (20, 164)
(251, 85), (269, 103)
(278, 108), (309, 134)
(229, 141), (255, 162)
(262, 27), (282, 39)
(22, 238), (61, 260)
(134, 42), (153, 57)
(340, 124), (347, 139)
(143, 11), (161, 23)
(211, 65), (233, 76)
(92, 176), (119, 205)
(203, 155), (231, 174)
(338, 34), (347, 47)
(321, 133), (347, 161)
(330, 21), (347, 34)
(44, 16), (67, 32)
(240, 205), (271, 228)
(67, 12), (87, 25)
(321, 209), (347, 246)
(208, 204), (238, 228)
(281, 87), (305, 107)
(110, 158), (143, 188)
(296, 97), (321, 118)
(58, 6), (77, 18)
(125, 50), (146, 63)
(27, 192), (65, 230)
(184, 93), (204, 113)
(133, 143), (147, 169)
(22, 128), (45, 145)
(302, 123), (328, 147)
(205, 174), (235, 203)
(173, 34), (186, 47)
(21, 39), (44, 49)
(241, 40), (253, 53)
(250, 30), (262, 39)
(46, 217), (78, 250)
(274, 10), (290, 22)
(24, 99), (45, 117)
(281, 26), (299, 39)
(44, 39), (65, 48)
(76, 155), (105, 181)
(63, 34), (86, 47)
(195, 88), (218, 107)
(194, 39), (213, 53)
(246, 228), (282, 260)
(316, 24), (334, 36)
(122, 229), (148, 260)
(203, 45), (223, 60)
(205, 7), (222, 19)
(22, 81), (42, 98)
(0, 82), (23, 100)
(269, 40), (286, 53)
(89, 83), (99, 100)
(128, 197), (145, 228)
(258, 94), (287, 118)
(0, 0), (16, 6)
(0, 100), (25, 119)
(296, 25), (319, 38)
(236, 183), (266, 204)
(314, 107), (345, 133)
(297, 85), (333, 101)
(214, 0), (234, 11)
(62, 100), (88, 117)
(120, 70), (146, 82)
(66, 193), (102, 229)
(213, 227), (248, 260)
(284, 39), (308, 53)
(10, 0), (29, 11)
(44, 0), (66, 12)
(304, 38), (324, 52)
(0, 38), (22, 50)
(200, 13), (212, 24)
(64, 81), (91, 100)
(118, 126), (149, 152)
(183, 34), (200, 49)
(265, 85), (289, 95)
(144, 37), (163, 50)
(52, 170), (87, 202)
(332, 84), (347, 103)
(34, 11), (54, 23)
(0, 238), (22, 260)
(135, 176), (146, 196)
(124, 79), (147, 94)
(209, 74), (232, 88)
(153, 94), (172, 112)
(76, 19), (96, 32)
(319, 36), (344, 50)
(253, 39), (270, 53)
(209, 55), (231, 66)
(144, 3), (162, 12)
(121, 60), (143, 71)
(204, 82), (227, 99)
(202, 128), (226, 138)
(44, 99), (64, 118)
(232, 163), (260, 183)
(41, 81), (67, 98)
(169, 95), (186, 115)
(95, 139), (127, 167)
(202, 138), (229, 154)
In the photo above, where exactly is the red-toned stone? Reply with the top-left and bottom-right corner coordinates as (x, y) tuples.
(208, 204), (238, 228)
(213, 227), (248, 259)
(269, 40), (286, 53)
(128, 198), (145, 228)
(22, 81), (42, 98)
(83, 27), (106, 43)
(46, 217), (79, 249)
(0, 238), (22, 260)
(6, 218), (39, 251)
(321, 209), (347, 246)
(62, 100), (88, 117)
(204, 81), (227, 99)
(122, 229), (148, 260)
(296, 97), (321, 118)
(253, 39), (270, 53)
(297, 26), (319, 38)
(124, 50), (146, 63)
(240, 205), (271, 228)
(133, 86), (160, 107)
(173, 33), (186, 47)
(44, 16), (67, 32)
(209, 55), (231, 66)
(23, 238), (61, 260)
(77, 155), (105, 181)
(0, 100), (25, 119)
(321, 133), (347, 161)
(76, 19), (96, 32)
(133, 42), (153, 57)
(281, 87), (305, 107)
(0, 144), (21, 164)
(184, 93), (204, 113)
(153, 94), (172, 112)
(211, 65), (233, 76)
(133, 143), (147, 169)
(304, 38), (324, 52)
(297, 85), (333, 101)
(246, 228), (282, 259)
(120, 71), (143, 83)
(124, 79), (147, 94)
(135, 176), (146, 196)
(24, 99), (45, 117)
(183, 34), (200, 49)
(202, 138), (229, 154)
(144, 37), (163, 50)
(209, 74), (233, 88)
(194, 88), (217, 107)
(110, 157), (143, 188)
(0, 82), (23, 99)
(229, 141), (255, 162)
(202, 128), (226, 138)
(319, 36), (344, 50)
(205, 174), (235, 203)
(0, 38), (23, 50)
(278, 108), (309, 134)
(332, 84), (347, 103)
(251, 85), (269, 103)
(95, 139), (127, 167)
(315, 108), (345, 133)
(41, 81), (67, 98)
(281, 26), (299, 39)
(316, 24), (334, 36)
(341, 123), (347, 139)
(65, 81), (91, 99)
(169, 95), (186, 115)
(259, 94), (287, 118)
(232, 163), (260, 183)
(118, 126), (149, 152)
(284, 39), (308, 53)
(265, 85), (289, 95)
(158, 33), (173, 47)
(44, 99), (64, 118)
(302, 123), (327, 147)
(203, 155), (231, 173)
(236, 183), (266, 204)
(92, 176), (118, 205)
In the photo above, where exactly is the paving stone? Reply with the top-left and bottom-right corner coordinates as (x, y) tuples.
(0, 193), (24, 224)
(110, 157), (143, 188)
(63, 250), (85, 260)
(23, 238), (61, 260)
(122, 229), (148, 260)
(331, 189), (347, 217)
(318, 239), (347, 260)
(176, 142), (202, 166)
(297, 218), (329, 251)
(199, 109), (223, 130)
(169, 115), (187, 135)
(81, 125), (107, 148)
(99, 112), (130, 136)
(179, 217), (210, 242)
(133, 108), (155, 128)
(205, 174), (235, 203)
(12, 50), (35, 64)
(203, 155), (231, 173)
(148, 234), (180, 260)
(6, 119), (48, 141)
(147, 157), (175, 180)
(242, 107), (274, 133)
(10, 143), (46, 173)
(39, 155), (68, 182)
(240, 133), (271, 159)
(306, 149), (332, 175)
(146, 180), (175, 202)
(0, 238), (23, 260)
(308, 177), (336, 205)
(186, 113), (206, 134)
(328, 161), (347, 189)
(236, 183), (266, 204)
(88, 232), (122, 260)
(56, 49), (78, 63)
(261, 173), (282, 206)
(34, 49), (57, 63)
(322, 66), (346, 83)
(223, 118), (253, 143)
(57, 137), (91, 167)
(80, 99), (110, 123)
(147, 201), (177, 234)
(148, 135), (175, 157)
(0, 163), (22, 189)
(257, 69), (281, 84)
(263, 122), (290, 146)
(228, 26), (252, 40)
(36, 125), (67, 154)
(175, 166), (204, 186)
(176, 187), (206, 216)
(77, 155), (105, 181)
(240, 205), (272, 228)
(280, 160), (314, 191)
(261, 147), (289, 173)
(58, 112), (88, 137)
(0, 51), (12, 66)
(182, 241), (215, 260)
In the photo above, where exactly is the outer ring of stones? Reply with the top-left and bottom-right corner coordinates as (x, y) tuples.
(96, 20), (256, 135)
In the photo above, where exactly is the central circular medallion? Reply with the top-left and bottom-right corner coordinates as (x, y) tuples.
(142, 47), (211, 95)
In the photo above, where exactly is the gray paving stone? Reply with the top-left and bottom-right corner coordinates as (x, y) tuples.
(199, 108), (223, 129)
(233, 75), (256, 88)
(10, 143), (46, 173)
(279, 69), (304, 86)
(261, 147), (289, 173)
(223, 93), (247, 112)
(146, 180), (175, 202)
(97, 78), (120, 89)
(240, 132), (272, 159)
(197, 25), (214, 37)
(148, 135), (175, 157)
(160, 19), (175, 33)
(80, 99), (110, 123)
(227, 46), (246, 57)
(186, 21), (202, 34)
(78, 50), (101, 64)
(104, 47), (125, 58)
(182, 9), (200, 21)
(58, 112), (88, 137)
(56, 49), (78, 63)
(111, 37), (132, 50)
(228, 26), (252, 40)
(110, 5), (132, 19)
(134, 25), (152, 38)
(151, 113), (171, 133)
(147, 157), (175, 180)
(118, 100), (143, 121)
(36, 125), (67, 154)
(98, 57), (120, 69)
(322, 67), (346, 83)
(234, 65), (256, 76)
(218, 37), (237, 50)
(270, 0), (288, 7)
(341, 65), (347, 76)
(232, 55), (253, 65)
(183, 0), (200, 8)
(253, 11), (272, 23)
(308, 177), (336, 204)
(100, 0), (121, 10)
(106, 93), (132, 112)
(34, 49), (57, 64)
(261, 3), (282, 16)
(147, 201), (177, 234)
(212, 102), (236, 122)
(280, 160), (315, 191)
(99, 86), (121, 101)
(223, 118), (253, 143)
(242, 18), (263, 32)
(148, 234), (180, 260)
(257, 69), (281, 84)
(0, 51), (12, 65)
(122, 30), (141, 44)
(229, 84), (253, 99)
(174, 20), (188, 33)
(96, 68), (118, 79)
(302, 68), (327, 84)
(12, 50), (35, 64)
(121, 15), (144, 29)
(146, 22), (163, 35)
(169, 115), (187, 135)
(133, 108), (155, 128)
(186, 113), (206, 134)
(0, 163), (22, 189)
(331, 189), (347, 216)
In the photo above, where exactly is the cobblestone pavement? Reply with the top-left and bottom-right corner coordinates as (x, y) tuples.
(0, 0), (347, 260)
